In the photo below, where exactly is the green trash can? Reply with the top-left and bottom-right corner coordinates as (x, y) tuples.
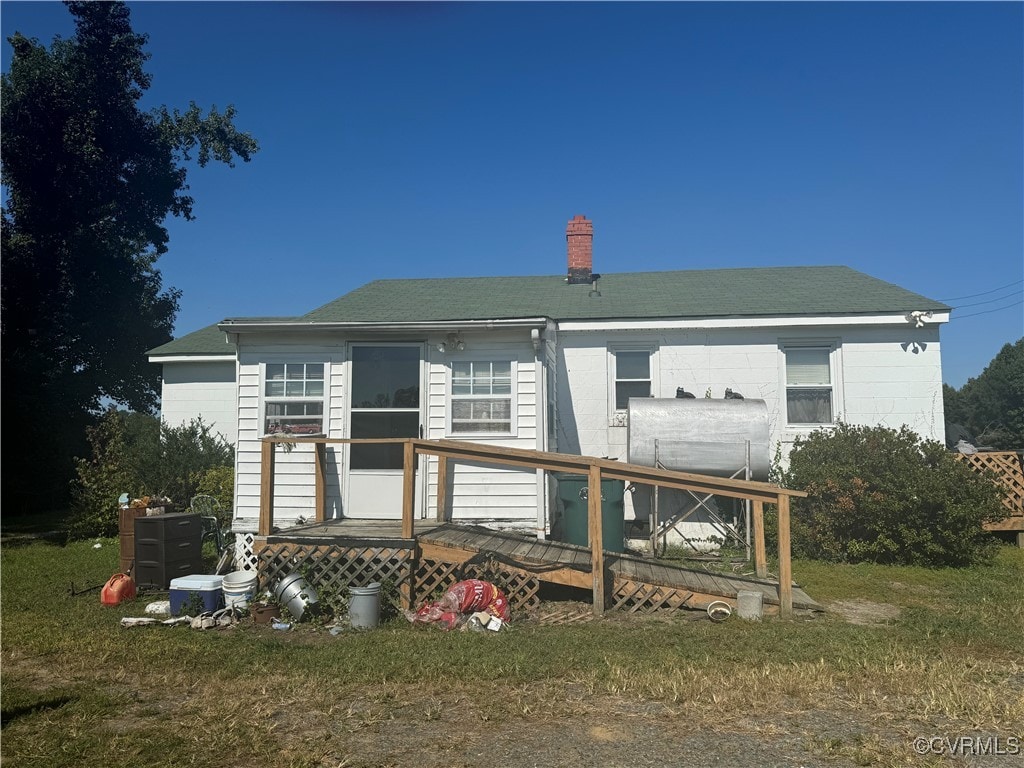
(554, 473), (626, 553)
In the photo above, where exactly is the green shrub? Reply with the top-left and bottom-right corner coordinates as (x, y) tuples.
(194, 464), (235, 528)
(67, 409), (233, 539)
(778, 423), (1004, 567)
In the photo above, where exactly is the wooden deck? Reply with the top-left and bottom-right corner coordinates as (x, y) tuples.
(256, 437), (810, 615)
(258, 519), (822, 614)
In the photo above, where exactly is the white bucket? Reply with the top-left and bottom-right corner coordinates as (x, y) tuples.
(349, 582), (381, 629)
(222, 570), (258, 610)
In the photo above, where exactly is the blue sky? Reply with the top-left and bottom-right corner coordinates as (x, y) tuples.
(3, 1), (1021, 389)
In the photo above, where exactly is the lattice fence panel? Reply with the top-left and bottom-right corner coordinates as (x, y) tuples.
(234, 533), (258, 572)
(611, 578), (696, 613)
(414, 557), (541, 612)
(956, 452), (1024, 516)
(257, 544), (414, 594)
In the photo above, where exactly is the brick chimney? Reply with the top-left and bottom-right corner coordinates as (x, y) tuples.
(566, 214), (593, 284)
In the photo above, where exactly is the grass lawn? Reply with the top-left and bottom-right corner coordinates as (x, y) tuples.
(2, 533), (1022, 768)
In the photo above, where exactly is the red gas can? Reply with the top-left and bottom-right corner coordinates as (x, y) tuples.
(101, 573), (137, 606)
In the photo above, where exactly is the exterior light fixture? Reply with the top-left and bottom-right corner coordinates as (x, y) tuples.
(436, 333), (465, 354)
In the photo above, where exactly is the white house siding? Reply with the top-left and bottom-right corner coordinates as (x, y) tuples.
(423, 331), (542, 532)
(233, 336), (347, 533)
(229, 319), (945, 534)
(556, 321), (946, 519)
(232, 330), (545, 533)
(159, 360), (237, 444)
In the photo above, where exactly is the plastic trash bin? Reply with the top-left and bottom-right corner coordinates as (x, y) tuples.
(554, 473), (626, 553)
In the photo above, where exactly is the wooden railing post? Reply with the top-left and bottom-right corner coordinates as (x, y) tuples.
(752, 499), (767, 579)
(258, 440), (275, 537)
(776, 494), (793, 618)
(314, 441), (326, 523)
(588, 463), (605, 615)
(436, 454), (448, 522)
(402, 439), (416, 539)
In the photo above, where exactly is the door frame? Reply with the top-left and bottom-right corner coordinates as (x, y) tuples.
(342, 341), (428, 519)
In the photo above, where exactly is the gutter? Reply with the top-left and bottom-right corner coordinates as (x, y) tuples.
(217, 317), (551, 334)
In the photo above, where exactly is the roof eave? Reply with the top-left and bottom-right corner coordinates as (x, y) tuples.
(218, 317), (552, 334)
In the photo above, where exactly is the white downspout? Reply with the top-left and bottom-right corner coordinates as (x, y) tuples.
(533, 328), (547, 540)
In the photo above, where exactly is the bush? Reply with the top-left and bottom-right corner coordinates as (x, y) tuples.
(779, 423), (1004, 567)
(194, 464), (235, 529)
(67, 409), (233, 539)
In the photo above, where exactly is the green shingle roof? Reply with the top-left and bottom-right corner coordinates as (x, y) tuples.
(147, 317), (293, 357)
(149, 267), (950, 357)
(301, 266), (950, 323)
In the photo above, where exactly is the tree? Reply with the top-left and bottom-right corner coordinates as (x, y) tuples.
(1, 2), (257, 511)
(944, 339), (1024, 450)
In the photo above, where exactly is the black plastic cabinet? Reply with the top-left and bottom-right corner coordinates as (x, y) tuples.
(134, 513), (203, 589)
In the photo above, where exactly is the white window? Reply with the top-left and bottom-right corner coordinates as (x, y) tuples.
(612, 349), (653, 411)
(784, 347), (834, 425)
(450, 360), (514, 435)
(263, 362), (326, 435)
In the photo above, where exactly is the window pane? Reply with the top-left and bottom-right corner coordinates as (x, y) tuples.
(306, 363), (324, 379)
(286, 364), (305, 380)
(305, 380), (324, 397)
(286, 381), (305, 396)
(616, 380), (651, 410)
(264, 400), (323, 435)
(786, 348), (830, 385)
(266, 364), (285, 381)
(351, 346), (421, 409)
(787, 388), (832, 424)
(451, 397), (511, 433)
(617, 351), (650, 380)
(265, 380), (285, 397)
(350, 411), (419, 469)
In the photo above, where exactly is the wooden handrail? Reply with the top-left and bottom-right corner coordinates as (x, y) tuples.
(257, 436), (802, 617)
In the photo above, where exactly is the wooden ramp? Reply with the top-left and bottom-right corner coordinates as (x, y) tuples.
(418, 523), (822, 614)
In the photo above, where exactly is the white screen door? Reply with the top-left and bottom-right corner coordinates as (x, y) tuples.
(345, 344), (424, 519)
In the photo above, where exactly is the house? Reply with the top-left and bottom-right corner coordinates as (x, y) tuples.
(148, 216), (951, 538)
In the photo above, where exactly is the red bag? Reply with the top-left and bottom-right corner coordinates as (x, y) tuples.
(101, 573), (137, 606)
(406, 580), (510, 629)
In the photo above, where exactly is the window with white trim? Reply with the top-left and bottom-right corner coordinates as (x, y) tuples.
(612, 349), (652, 411)
(263, 362), (326, 435)
(450, 360), (514, 435)
(784, 347), (833, 425)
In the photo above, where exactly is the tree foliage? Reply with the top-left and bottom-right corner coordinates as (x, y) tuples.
(780, 423), (1004, 567)
(1, 2), (256, 510)
(944, 339), (1024, 450)
(68, 409), (233, 539)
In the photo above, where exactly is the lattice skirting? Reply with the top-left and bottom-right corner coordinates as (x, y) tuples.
(234, 533), (259, 573)
(254, 543), (540, 612)
(611, 578), (697, 613)
(253, 543), (733, 615)
(257, 543), (414, 595)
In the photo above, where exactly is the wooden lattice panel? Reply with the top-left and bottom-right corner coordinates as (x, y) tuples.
(611, 578), (697, 613)
(956, 451), (1024, 517)
(415, 557), (541, 612)
(257, 543), (414, 594)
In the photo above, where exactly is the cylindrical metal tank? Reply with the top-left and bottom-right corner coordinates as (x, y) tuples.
(627, 398), (771, 480)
